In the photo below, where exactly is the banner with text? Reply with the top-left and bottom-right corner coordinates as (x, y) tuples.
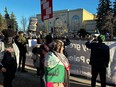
(65, 40), (116, 85)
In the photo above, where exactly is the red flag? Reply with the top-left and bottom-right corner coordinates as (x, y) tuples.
(40, 0), (53, 21)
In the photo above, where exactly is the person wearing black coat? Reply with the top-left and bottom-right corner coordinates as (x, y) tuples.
(2, 51), (17, 87)
(0, 63), (6, 72)
(85, 35), (110, 87)
(0, 63), (2, 70)
(15, 31), (27, 72)
(0, 29), (18, 87)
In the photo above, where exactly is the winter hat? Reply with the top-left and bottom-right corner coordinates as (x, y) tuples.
(98, 35), (105, 42)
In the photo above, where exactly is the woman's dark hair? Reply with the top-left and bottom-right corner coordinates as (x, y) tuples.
(40, 44), (49, 52)
(18, 31), (24, 34)
(2, 29), (15, 37)
(45, 35), (53, 44)
(37, 38), (43, 44)
(32, 47), (40, 55)
(1, 29), (15, 42)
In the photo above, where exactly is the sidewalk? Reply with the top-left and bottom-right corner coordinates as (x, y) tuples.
(70, 75), (114, 87)
(0, 65), (115, 87)
(26, 65), (114, 87)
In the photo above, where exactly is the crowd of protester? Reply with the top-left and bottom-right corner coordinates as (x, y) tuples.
(0, 28), (110, 87)
(0, 29), (71, 87)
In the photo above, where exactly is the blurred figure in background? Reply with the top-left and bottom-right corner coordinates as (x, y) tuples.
(44, 35), (53, 49)
(32, 38), (43, 76)
(15, 31), (27, 72)
(77, 28), (90, 39)
(38, 44), (49, 87)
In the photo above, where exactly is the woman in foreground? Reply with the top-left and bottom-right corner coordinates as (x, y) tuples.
(44, 39), (70, 87)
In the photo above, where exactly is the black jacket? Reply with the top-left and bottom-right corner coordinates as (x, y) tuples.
(0, 63), (2, 70)
(85, 41), (110, 67)
(1, 51), (17, 76)
(14, 36), (27, 53)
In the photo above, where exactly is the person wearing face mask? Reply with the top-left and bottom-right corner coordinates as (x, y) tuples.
(0, 29), (19, 87)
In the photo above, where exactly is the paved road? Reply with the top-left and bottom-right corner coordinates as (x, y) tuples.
(0, 71), (91, 87)
(0, 66), (114, 87)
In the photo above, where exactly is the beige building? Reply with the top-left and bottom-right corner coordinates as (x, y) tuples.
(36, 8), (97, 36)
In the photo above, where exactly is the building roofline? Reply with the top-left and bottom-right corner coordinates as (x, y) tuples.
(83, 9), (95, 15)
(36, 8), (96, 17)
(53, 9), (69, 13)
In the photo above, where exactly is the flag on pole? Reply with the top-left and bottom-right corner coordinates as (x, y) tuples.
(40, 0), (53, 21)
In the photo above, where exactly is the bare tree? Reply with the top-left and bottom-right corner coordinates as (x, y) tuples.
(21, 16), (27, 32)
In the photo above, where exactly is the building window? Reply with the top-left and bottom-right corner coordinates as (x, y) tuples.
(71, 15), (80, 33)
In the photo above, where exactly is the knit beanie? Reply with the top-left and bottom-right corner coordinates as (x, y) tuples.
(98, 35), (105, 42)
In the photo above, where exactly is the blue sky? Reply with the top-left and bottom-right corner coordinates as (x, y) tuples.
(0, 0), (115, 29)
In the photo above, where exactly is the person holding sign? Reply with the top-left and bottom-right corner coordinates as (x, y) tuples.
(85, 35), (110, 87)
